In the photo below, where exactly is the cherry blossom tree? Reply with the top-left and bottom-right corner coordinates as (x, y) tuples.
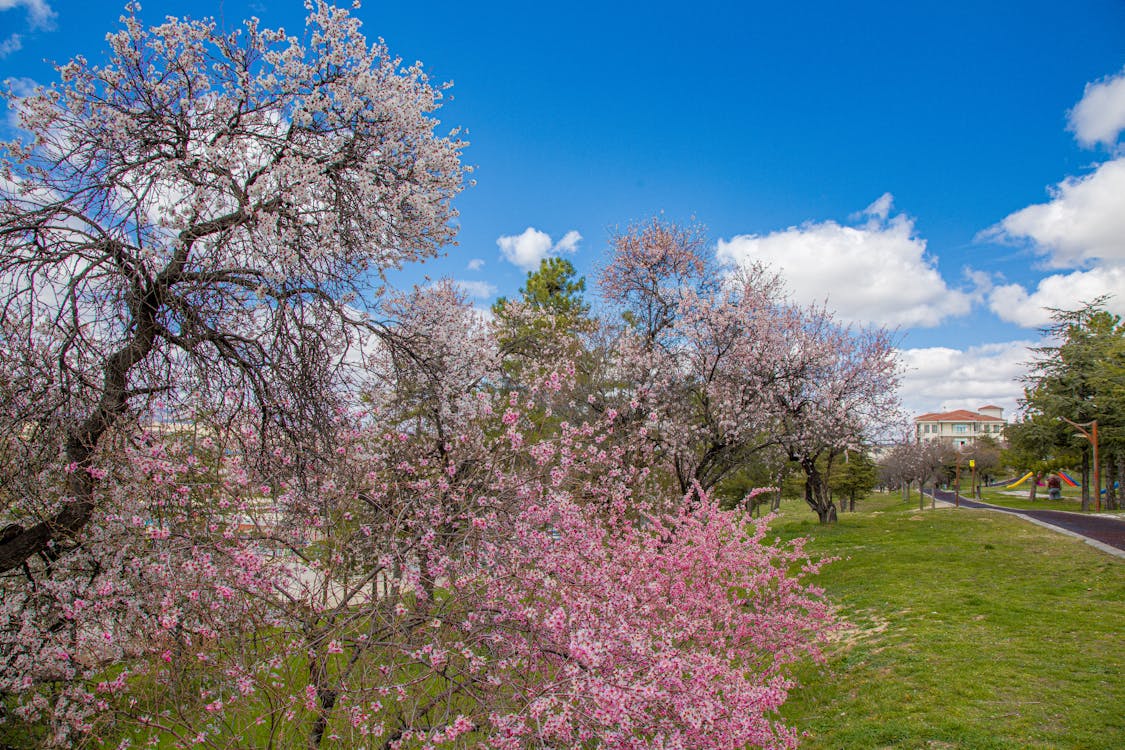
(0, 0), (466, 574)
(879, 438), (949, 509)
(0, 2), (464, 743)
(598, 218), (900, 516)
(599, 219), (794, 496)
(772, 318), (901, 523)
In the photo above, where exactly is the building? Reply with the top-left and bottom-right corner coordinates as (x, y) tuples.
(914, 405), (1006, 447)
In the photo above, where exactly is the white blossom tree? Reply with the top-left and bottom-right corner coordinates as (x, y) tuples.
(0, 1), (466, 574)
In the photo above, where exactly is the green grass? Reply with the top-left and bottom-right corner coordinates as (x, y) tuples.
(974, 486), (1125, 515)
(772, 493), (1124, 750)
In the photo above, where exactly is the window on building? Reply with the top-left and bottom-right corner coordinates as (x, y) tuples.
(954, 424), (968, 434)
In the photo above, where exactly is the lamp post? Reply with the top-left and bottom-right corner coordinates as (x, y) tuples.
(1061, 417), (1100, 512)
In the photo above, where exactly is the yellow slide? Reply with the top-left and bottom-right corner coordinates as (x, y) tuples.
(1003, 471), (1034, 489)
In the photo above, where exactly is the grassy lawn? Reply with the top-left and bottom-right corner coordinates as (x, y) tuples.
(772, 492), (1124, 750)
(974, 486), (1125, 516)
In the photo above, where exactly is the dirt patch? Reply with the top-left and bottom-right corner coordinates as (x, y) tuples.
(827, 608), (890, 651)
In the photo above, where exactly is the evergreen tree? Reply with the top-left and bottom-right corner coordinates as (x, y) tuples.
(1021, 300), (1125, 509)
(492, 257), (594, 372)
(829, 449), (879, 512)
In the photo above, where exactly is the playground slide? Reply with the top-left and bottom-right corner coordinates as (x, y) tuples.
(1059, 471), (1079, 487)
(1004, 471), (1034, 489)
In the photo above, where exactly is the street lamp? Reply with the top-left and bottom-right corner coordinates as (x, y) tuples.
(1060, 417), (1099, 512)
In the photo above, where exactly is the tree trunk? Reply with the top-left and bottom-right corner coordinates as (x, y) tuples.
(1028, 472), (1040, 502)
(1111, 452), (1120, 510)
(306, 632), (340, 749)
(1105, 455), (1118, 510)
(0, 303), (162, 573)
(802, 460), (838, 524)
(1081, 451), (1091, 512)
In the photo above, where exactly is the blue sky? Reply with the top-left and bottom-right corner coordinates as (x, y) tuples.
(3, 0), (1125, 418)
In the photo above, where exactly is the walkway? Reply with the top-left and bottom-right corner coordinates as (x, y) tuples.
(928, 488), (1125, 558)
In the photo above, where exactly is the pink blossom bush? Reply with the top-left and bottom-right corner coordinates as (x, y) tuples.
(1, 328), (833, 749)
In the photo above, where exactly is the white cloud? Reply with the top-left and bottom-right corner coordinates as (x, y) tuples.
(852, 191), (893, 223)
(981, 155), (1125, 328)
(1068, 66), (1125, 149)
(988, 267), (1125, 328)
(496, 226), (582, 271)
(986, 157), (1125, 269)
(554, 230), (582, 254)
(467, 258), (485, 271)
(974, 68), (1125, 331)
(4, 77), (40, 132)
(0, 33), (21, 58)
(0, 0), (56, 31)
(897, 340), (1034, 418)
(716, 194), (972, 328)
(452, 279), (497, 300)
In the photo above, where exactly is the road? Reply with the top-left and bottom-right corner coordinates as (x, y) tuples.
(928, 488), (1125, 556)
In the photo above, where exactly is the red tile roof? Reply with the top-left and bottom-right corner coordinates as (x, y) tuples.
(915, 409), (1005, 423)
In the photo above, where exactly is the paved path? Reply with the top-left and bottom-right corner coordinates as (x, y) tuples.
(928, 488), (1125, 558)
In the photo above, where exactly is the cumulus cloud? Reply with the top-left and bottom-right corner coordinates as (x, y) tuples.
(1068, 66), (1125, 149)
(716, 194), (972, 328)
(496, 226), (582, 271)
(553, 230), (582, 254)
(3, 76), (31, 125)
(0, 0), (56, 31)
(988, 267), (1125, 328)
(897, 340), (1034, 418)
(466, 258), (485, 271)
(981, 79), (1125, 329)
(985, 157), (1125, 269)
(0, 34), (21, 58)
(452, 279), (497, 300)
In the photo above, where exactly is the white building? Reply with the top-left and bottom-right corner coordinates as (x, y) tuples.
(914, 405), (1006, 447)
